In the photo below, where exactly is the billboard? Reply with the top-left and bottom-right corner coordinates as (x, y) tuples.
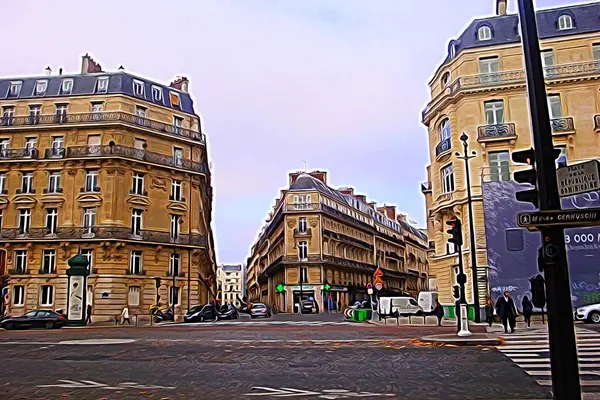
(482, 180), (600, 310)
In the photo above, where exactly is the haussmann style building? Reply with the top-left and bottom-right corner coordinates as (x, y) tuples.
(421, 0), (600, 318)
(245, 170), (429, 313)
(0, 54), (217, 321)
(217, 264), (244, 306)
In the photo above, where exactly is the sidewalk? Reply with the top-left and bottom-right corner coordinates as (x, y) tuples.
(366, 316), (458, 327)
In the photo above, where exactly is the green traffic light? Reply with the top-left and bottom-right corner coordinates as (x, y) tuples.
(276, 283), (284, 293)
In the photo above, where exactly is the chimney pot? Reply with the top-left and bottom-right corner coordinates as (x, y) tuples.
(45, 66), (52, 75)
(170, 76), (189, 93)
(58, 68), (63, 76)
(496, 0), (507, 16)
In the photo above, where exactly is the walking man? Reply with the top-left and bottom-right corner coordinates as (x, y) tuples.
(120, 306), (131, 325)
(495, 291), (517, 333)
(85, 303), (93, 325)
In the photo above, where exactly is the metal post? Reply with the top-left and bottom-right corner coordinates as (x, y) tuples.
(456, 243), (471, 336)
(171, 247), (177, 314)
(518, 0), (580, 398)
(457, 133), (481, 323)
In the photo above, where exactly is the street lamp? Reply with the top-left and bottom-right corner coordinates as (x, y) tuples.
(455, 132), (481, 323)
(171, 247), (177, 314)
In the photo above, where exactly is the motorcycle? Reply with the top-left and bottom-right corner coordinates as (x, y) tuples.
(149, 305), (174, 323)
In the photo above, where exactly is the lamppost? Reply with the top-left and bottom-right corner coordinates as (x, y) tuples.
(455, 132), (481, 323)
(171, 247), (177, 313)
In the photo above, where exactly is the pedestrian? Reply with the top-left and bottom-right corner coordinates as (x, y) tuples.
(495, 291), (517, 333)
(433, 299), (444, 326)
(314, 299), (319, 314)
(522, 296), (533, 328)
(120, 306), (131, 325)
(484, 297), (495, 327)
(337, 299), (341, 312)
(86, 303), (93, 325)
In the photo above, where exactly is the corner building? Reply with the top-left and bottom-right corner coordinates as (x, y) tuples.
(421, 0), (600, 317)
(0, 55), (216, 321)
(246, 171), (428, 313)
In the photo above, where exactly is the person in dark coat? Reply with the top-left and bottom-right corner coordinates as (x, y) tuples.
(433, 300), (444, 326)
(484, 297), (495, 327)
(495, 291), (517, 333)
(522, 296), (533, 328)
(85, 304), (93, 325)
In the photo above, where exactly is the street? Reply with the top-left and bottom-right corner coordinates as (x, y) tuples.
(0, 315), (559, 400)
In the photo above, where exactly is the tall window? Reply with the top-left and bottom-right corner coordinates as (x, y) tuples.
(12, 286), (24, 306)
(441, 72), (450, 87)
(547, 94), (563, 119)
(170, 215), (180, 240)
(131, 209), (143, 237)
(489, 151), (510, 182)
(50, 136), (64, 157)
(42, 250), (56, 274)
(439, 118), (451, 140)
(85, 170), (99, 192)
(48, 172), (61, 193)
(128, 286), (141, 306)
(0, 139), (8, 156)
(170, 287), (180, 306)
(173, 147), (183, 166)
(558, 14), (574, 30)
(45, 208), (58, 234)
(594, 44), (600, 61)
(484, 100), (505, 125)
(133, 80), (145, 97)
(298, 241), (308, 261)
(18, 209), (31, 234)
(28, 105), (41, 124)
(55, 104), (68, 123)
(129, 251), (143, 274)
(479, 57), (499, 74)
(81, 249), (94, 271)
(21, 172), (34, 193)
(0, 174), (5, 194)
(298, 217), (307, 234)
(61, 79), (73, 95)
(91, 102), (104, 118)
(173, 116), (184, 134)
(25, 137), (37, 156)
(15, 250), (27, 273)
(300, 267), (308, 283)
(441, 164), (455, 193)
(171, 180), (182, 201)
(541, 50), (554, 68)
(95, 77), (109, 94)
(169, 253), (181, 276)
(477, 26), (492, 41)
(83, 207), (96, 234)
(132, 173), (145, 195)
(152, 86), (163, 103)
(1, 106), (14, 126)
(40, 285), (54, 306)
(292, 194), (312, 210)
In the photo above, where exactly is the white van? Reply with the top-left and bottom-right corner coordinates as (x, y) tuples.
(418, 291), (439, 314)
(378, 296), (423, 316)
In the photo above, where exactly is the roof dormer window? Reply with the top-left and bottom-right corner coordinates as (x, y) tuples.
(170, 91), (181, 109)
(61, 79), (73, 95)
(558, 14), (574, 30)
(33, 80), (48, 96)
(7, 81), (22, 98)
(477, 26), (492, 41)
(95, 77), (109, 94)
(133, 80), (145, 97)
(449, 42), (456, 58)
(152, 86), (163, 103)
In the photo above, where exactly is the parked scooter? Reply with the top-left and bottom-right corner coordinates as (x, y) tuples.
(149, 305), (174, 323)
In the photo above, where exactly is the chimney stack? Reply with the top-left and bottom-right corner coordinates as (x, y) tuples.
(81, 53), (103, 74)
(170, 76), (189, 93)
(288, 170), (328, 187)
(354, 194), (367, 203)
(368, 201), (377, 210)
(338, 187), (354, 196)
(496, 0), (507, 16)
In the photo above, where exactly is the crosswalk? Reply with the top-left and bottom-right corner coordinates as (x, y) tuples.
(167, 320), (364, 328)
(496, 326), (600, 392)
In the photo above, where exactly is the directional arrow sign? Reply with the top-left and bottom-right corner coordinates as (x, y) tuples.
(373, 267), (383, 278)
(517, 208), (600, 230)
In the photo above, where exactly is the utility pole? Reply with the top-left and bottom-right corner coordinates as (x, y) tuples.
(517, 0), (581, 398)
(447, 217), (471, 336)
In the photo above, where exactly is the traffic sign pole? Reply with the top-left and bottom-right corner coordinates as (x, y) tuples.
(518, 0), (581, 398)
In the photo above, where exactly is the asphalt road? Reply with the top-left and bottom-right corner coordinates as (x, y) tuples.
(0, 322), (552, 400)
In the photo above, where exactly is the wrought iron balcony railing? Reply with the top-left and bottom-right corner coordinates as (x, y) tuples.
(41, 144), (207, 174)
(0, 147), (40, 160)
(0, 112), (205, 143)
(550, 117), (575, 133)
(477, 123), (517, 141)
(0, 226), (207, 246)
(283, 202), (322, 212)
(435, 137), (452, 157)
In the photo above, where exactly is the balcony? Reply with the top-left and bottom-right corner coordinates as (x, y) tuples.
(477, 123), (517, 142)
(0, 148), (40, 161)
(293, 227), (313, 238)
(323, 255), (376, 273)
(551, 117), (575, 135)
(283, 202), (321, 212)
(0, 227), (208, 246)
(0, 112), (205, 144)
(435, 137), (452, 158)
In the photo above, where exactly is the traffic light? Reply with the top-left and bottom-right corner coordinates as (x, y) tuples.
(446, 217), (463, 247)
(529, 274), (547, 309)
(512, 147), (562, 206)
(452, 285), (461, 300)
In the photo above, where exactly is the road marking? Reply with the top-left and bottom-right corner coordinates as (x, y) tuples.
(245, 386), (395, 398)
(36, 380), (175, 390)
(57, 339), (137, 345)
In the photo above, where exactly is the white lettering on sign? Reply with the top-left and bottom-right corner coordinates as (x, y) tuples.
(557, 161), (600, 197)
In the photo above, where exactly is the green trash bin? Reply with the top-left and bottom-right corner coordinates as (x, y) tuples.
(355, 308), (369, 322)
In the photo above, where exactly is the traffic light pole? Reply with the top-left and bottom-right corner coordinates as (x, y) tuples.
(518, 0), (580, 398)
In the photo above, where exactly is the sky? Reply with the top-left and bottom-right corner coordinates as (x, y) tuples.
(0, 0), (584, 264)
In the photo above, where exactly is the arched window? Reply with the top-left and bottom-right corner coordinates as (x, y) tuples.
(478, 26), (492, 41)
(558, 14), (574, 30)
(449, 42), (456, 58)
(441, 72), (450, 87)
(439, 118), (451, 141)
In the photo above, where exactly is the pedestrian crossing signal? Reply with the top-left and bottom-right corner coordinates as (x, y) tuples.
(452, 285), (460, 300)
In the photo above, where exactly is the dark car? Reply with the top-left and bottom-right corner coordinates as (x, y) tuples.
(184, 304), (218, 323)
(217, 303), (239, 320)
(250, 303), (271, 319)
(1, 310), (67, 330)
(300, 300), (314, 314)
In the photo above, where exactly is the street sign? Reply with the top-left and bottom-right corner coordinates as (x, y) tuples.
(373, 267), (383, 278)
(367, 288), (373, 295)
(374, 282), (383, 291)
(366, 283), (373, 289)
(557, 160), (600, 197)
(517, 208), (600, 230)
(343, 308), (354, 319)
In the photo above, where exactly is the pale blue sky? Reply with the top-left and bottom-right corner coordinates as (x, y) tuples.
(0, 0), (583, 263)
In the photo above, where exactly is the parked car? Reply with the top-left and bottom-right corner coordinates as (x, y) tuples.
(300, 300), (314, 314)
(575, 303), (600, 324)
(217, 303), (239, 320)
(184, 304), (218, 323)
(249, 303), (271, 319)
(1, 310), (67, 330)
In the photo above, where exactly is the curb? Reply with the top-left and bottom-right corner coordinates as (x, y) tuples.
(418, 333), (502, 346)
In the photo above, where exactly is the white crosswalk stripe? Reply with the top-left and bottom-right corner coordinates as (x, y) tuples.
(166, 320), (364, 328)
(496, 325), (600, 392)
